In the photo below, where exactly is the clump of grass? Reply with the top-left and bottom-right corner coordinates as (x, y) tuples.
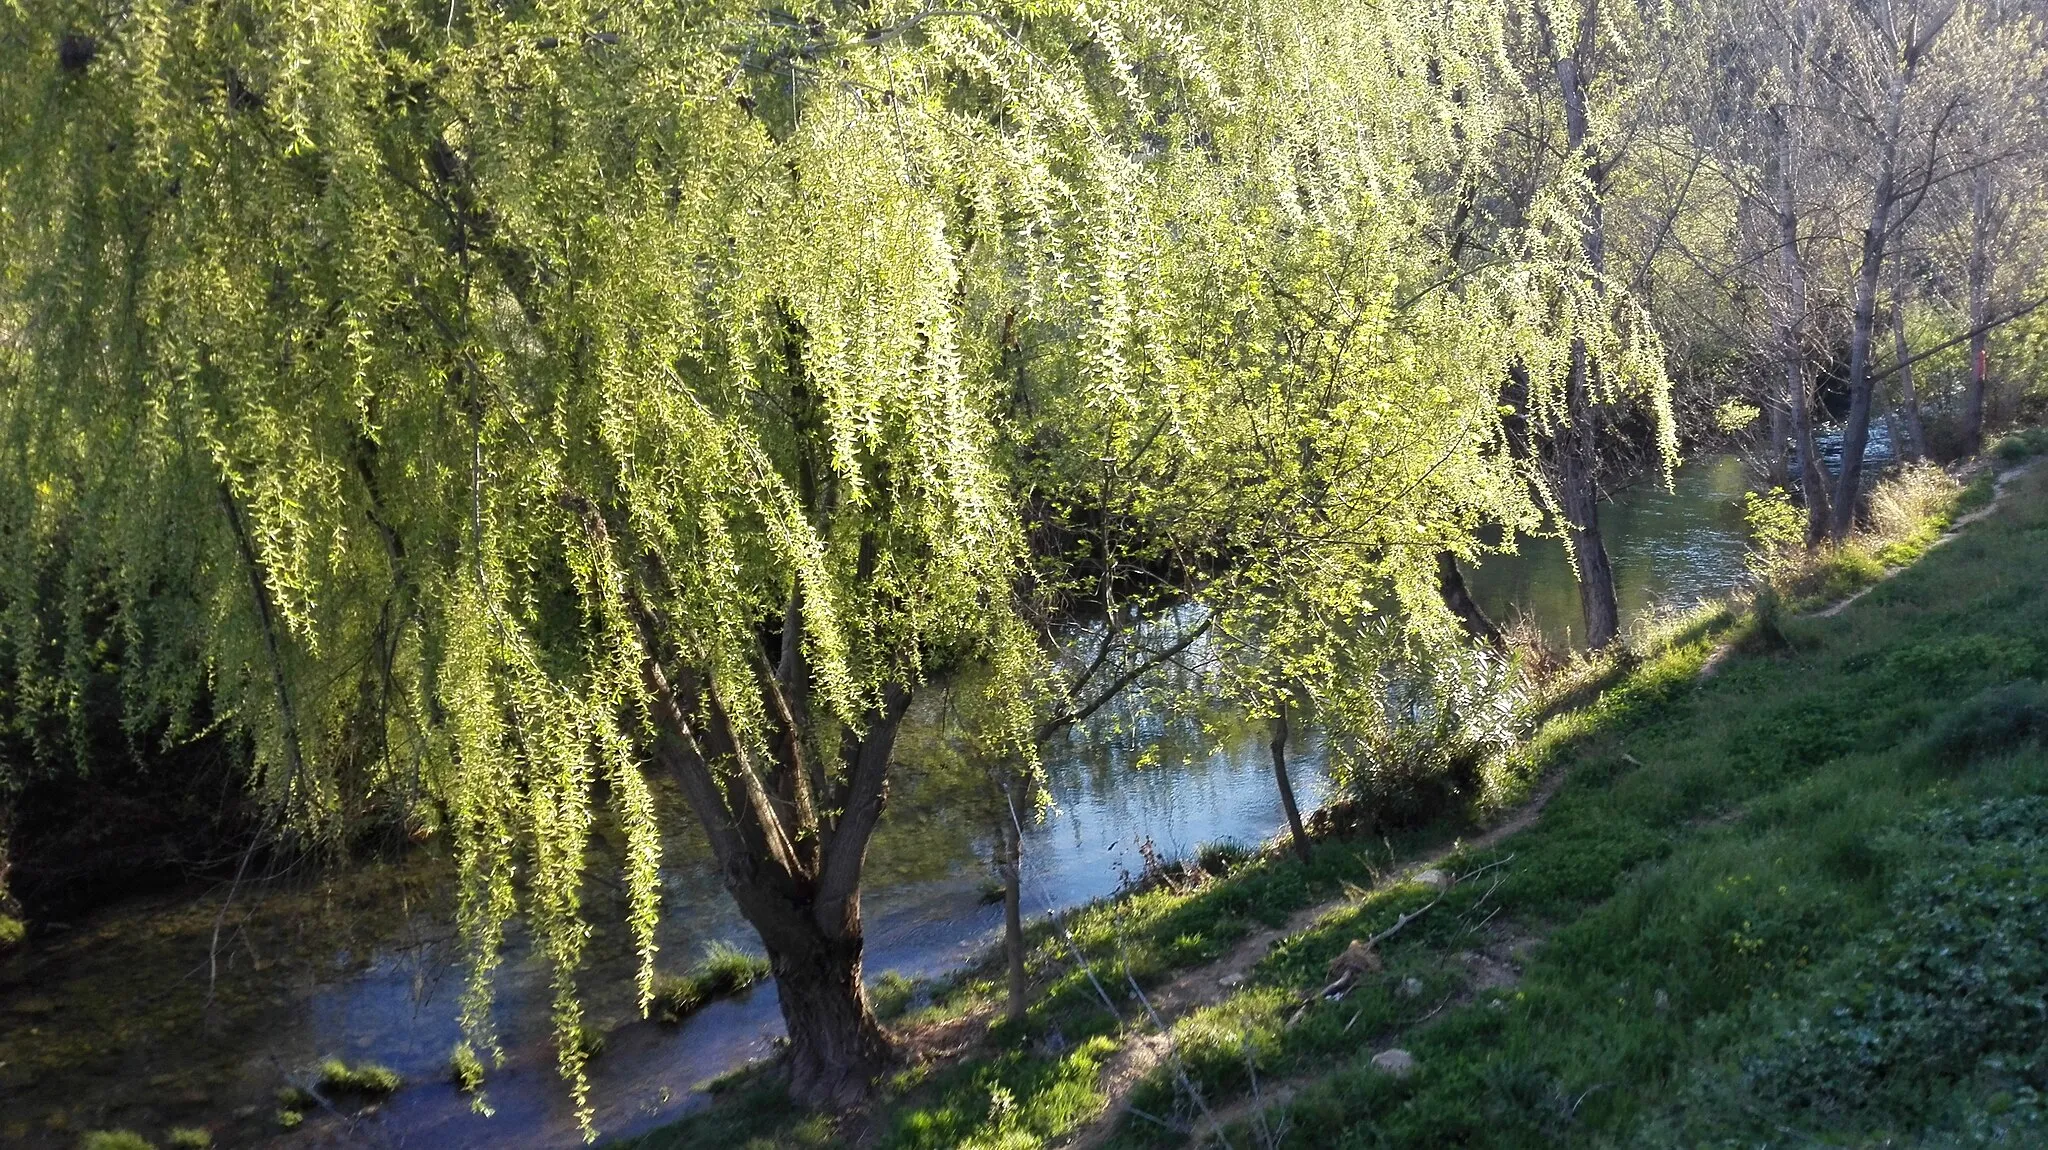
(1195, 838), (1254, 877)
(650, 941), (772, 1023)
(165, 1129), (212, 1150)
(274, 1109), (302, 1131)
(275, 1085), (317, 1110)
(448, 1042), (486, 1092)
(317, 1058), (400, 1096)
(871, 971), (917, 1020)
(0, 914), (23, 947)
(80, 1133), (155, 1150)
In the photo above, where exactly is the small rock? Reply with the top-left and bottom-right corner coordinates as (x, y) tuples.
(1218, 972), (1245, 989)
(1414, 869), (1453, 892)
(231, 1106), (260, 1120)
(1371, 1048), (1417, 1078)
(1654, 988), (1670, 1012)
(1397, 977), (1424, 999)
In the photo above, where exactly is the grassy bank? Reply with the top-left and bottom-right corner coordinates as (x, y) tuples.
(629, 457), (2048, 1150)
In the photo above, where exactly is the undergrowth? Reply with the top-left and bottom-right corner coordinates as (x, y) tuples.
(626, 466), (2048, 1150)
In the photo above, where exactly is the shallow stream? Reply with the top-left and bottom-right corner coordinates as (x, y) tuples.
(0, 454), (1765, 1148)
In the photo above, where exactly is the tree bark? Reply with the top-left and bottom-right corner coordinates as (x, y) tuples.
(1543, 0), (1622, 651)
(769, 930), (894, 1109)
(1270, 702), (1312, 863)
(1436, 551), (1505, 650)
(1773, 122), (1830, 546)
(1890, 295), (1927, 462)
(997, 785), (1027, 1023)
(563, 493), (906, 1110)
(1827, 12), (1950, 542)
(1963, 171), (1994, 457)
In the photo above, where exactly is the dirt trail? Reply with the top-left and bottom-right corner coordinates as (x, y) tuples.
(1058, 770), (1571, 1150)
(1812, 457), (2040, 620)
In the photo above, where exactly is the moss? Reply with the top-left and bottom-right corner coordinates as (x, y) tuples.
(316, 1058), (400, 1096)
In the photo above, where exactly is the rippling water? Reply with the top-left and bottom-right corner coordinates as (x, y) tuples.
(1465, 452), (1755, 649)
(9, 456), (1765, 1149)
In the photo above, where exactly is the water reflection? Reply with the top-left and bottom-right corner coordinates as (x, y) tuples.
(1465, 453), (1755, 649)
(282, 701), (1330, 1147)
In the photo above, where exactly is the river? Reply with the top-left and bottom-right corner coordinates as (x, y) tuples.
(1, 454), (1764, 1149)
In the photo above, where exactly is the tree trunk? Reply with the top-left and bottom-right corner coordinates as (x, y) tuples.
(1544, 0), (1621, 651)
(1270, 703), (1312, 863)
(1436, 551), (1505, 650)
(768, 931), (894, 1109)
(1963, 171), (1993, 457)
(1767, 384), (1793, 486)
(1773, 124), (1829, 546)
(1890, 296), (1927, 463)
(997, 789), (1027, 1023)
(1827, 15), (1947, 542)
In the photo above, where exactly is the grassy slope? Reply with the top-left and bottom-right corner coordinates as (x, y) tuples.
(631, 464), (2048, 1150)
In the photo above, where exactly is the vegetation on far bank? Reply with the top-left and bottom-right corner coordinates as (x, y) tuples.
(625, 451), (2048, 1149)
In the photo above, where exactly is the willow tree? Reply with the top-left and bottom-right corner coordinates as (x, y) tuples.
(0, 0), (1184, 1114)
(1, 0), (1665, 1124)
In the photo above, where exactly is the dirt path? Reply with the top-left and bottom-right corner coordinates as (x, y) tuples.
(1057, 770), (1572, 1150)
(1811, 457), (2040, 620)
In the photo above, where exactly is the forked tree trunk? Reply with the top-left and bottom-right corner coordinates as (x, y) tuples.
(563, 493), (908, 1110)
(1270, 702), (1312, 863)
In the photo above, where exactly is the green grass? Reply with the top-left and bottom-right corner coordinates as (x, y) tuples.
(651, 941), (774, 1023)
(80, 1133), (155, 1150)
(316, 1058), (401, 1096)
(628, 468), (2048, 1149)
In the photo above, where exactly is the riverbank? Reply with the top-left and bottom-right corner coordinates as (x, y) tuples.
(628, 449), (2048, 1148)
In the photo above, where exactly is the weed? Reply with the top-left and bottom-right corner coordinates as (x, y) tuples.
(1195, 839), (1253, 877)
(0, 914), (22, 947)
(164, 1130), (212, 1150)
(317, 1058), (400, 1096)
(274, 1110), (302, 1131)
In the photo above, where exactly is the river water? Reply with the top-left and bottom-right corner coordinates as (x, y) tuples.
(1, 454), (1762, 1149)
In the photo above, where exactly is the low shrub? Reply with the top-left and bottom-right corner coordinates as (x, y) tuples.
(1993, 426), (2048, 463)
(872, 971), (917, 1020)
